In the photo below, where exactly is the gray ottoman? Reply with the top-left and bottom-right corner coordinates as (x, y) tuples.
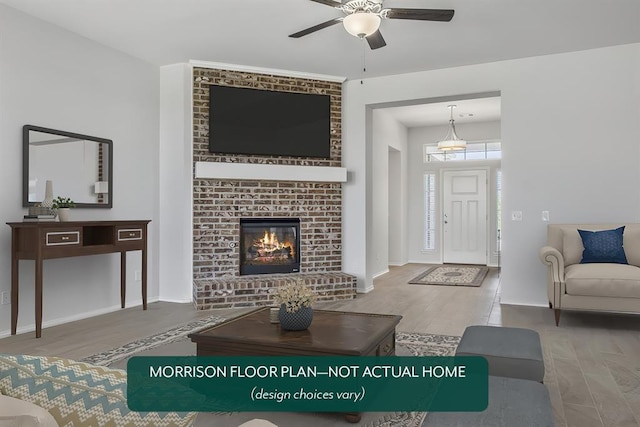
(456, 325), (545, 382)
(422, 376), (554, 427)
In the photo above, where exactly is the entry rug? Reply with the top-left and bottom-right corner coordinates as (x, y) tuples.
(409, 264), (489, 287)
(84, 318), (460, 427)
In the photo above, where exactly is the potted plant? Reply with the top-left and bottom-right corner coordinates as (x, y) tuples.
(273, 281), (317, 331)
(52, 196), (76, 222)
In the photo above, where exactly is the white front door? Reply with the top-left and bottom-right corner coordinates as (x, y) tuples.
(442, 169), (488, 265)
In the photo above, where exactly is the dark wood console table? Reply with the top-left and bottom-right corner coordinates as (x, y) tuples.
(7, 220), (150, 338)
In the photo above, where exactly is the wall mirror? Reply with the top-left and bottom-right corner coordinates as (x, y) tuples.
(23, 125), (113, 208)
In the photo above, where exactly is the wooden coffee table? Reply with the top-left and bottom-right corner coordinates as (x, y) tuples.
(188, 307), (402, 357)
(188, 307), (402, 423)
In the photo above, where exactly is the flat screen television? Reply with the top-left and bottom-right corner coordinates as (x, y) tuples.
(208, 85), (331, 158)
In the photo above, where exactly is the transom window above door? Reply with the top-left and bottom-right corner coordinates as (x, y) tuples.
(424, 140), (501, 162)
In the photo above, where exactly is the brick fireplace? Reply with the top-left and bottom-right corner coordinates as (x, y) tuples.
(192, 67), (356, 310)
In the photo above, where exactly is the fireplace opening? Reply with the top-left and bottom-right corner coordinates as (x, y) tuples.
(240, 218), (301, 275)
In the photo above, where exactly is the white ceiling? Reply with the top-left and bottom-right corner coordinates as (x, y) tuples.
(2, 0), (639, 81)
(2, 0), (637, 127)
(382, 96), (501, 127)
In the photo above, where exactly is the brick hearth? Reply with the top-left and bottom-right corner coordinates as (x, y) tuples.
(193, 272), (357, 310)
(192, 67), (356, 309)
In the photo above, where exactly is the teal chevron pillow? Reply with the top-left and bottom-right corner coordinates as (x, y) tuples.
(0, 354), (197, 427)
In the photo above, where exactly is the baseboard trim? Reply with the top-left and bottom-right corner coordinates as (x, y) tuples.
(388, 262), (408, 267)
(357, 283), (375, 294)
(498, 299), (549, 308)
(407, 260), (439, 265)
(0, 297), (161, 339)
(158, 298), (193, 304)
(372, 269), (390, 279)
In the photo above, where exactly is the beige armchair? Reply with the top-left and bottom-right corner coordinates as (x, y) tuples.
(539, 223), (640, 325)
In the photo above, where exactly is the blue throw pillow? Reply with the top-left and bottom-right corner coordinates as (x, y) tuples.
(578, 226), (628, 264)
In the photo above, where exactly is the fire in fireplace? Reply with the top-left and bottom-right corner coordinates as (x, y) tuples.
(240, 218), (301, 275)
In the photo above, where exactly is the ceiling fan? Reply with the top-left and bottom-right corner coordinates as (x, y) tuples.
(289, 0), (455, 50)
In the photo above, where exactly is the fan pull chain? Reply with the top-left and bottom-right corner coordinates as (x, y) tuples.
(361, 38), (366, 84)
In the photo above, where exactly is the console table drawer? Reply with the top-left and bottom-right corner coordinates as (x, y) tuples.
(46, 231), (80, 246)
(117, 228), (142, 241)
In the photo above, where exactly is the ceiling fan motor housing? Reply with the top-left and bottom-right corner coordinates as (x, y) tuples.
(341, 0), (383, 15)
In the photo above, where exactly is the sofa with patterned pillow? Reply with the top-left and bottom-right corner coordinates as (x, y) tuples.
(539, 223), (640, 325)
(0, 354), (197, 426)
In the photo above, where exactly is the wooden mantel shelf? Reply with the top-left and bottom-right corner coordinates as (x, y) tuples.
(194, 161), (347, 183)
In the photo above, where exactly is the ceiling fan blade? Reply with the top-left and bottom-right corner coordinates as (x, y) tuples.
(384, 8), (455, 22)
(288, 18), (343, 38)
(366, 30), (387, 50)
(309, 0), (342, 7)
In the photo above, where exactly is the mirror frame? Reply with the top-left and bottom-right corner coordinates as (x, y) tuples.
(23, 125), (114, 208)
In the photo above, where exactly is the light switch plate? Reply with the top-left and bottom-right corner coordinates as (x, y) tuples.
(511, 211), (523, 221)
(542, 211), (550, 222)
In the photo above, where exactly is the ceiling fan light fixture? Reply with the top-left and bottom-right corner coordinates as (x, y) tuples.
(437, 105), (467, 151)
(343, 12), (381, 38)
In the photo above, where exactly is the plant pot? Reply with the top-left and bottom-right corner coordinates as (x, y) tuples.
(57, 208), (71, 222)
(278, 305), (313, 331)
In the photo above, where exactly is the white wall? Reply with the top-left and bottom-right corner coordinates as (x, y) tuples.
(158, 64), (193, 302)
(343, 43), (640, 305)
(0, 4), (160, 337)
(370, 110), (408, 279)
(407, 121), (501, 265)
(388, 148), (405, 266)
(342, 96), (370, 292)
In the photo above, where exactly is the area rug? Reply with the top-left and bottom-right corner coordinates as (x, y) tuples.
(408, 264), (489, 287)
(80, 314), (227, 366)
(84, 317), (461, 427)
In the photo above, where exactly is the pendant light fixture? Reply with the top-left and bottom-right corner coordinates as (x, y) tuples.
(437, 105), (467, 151)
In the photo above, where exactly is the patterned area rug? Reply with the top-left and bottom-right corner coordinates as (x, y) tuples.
(80, 314), (226, 366)
(409, 265), (489, 287)
(396, 332), (461, 357)
(83, 316), (461, 427)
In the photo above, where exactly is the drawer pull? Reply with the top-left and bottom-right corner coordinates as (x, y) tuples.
(61, 236), (69, 240)
(118, 228), (142, 241)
